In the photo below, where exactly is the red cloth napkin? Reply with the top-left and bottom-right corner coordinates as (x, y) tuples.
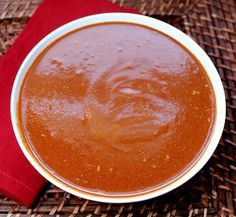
(0, 0), (136, 207)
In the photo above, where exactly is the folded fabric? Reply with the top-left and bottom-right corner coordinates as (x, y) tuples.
(0, 0), (136, 207)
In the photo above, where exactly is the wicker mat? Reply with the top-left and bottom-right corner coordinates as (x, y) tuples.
(0, 0), (235, 216)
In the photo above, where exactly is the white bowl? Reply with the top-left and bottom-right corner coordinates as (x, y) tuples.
(11, 13), (226, 203)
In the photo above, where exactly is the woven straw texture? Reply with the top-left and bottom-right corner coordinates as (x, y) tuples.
(0, 0), (235, 216)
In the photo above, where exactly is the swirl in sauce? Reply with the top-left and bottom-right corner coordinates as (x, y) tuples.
(20, 23), (215, 194)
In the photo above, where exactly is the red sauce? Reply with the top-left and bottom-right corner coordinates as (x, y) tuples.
(19, 23), (215, 194)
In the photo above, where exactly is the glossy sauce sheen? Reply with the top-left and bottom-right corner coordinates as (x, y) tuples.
(19, 23), (215, 194)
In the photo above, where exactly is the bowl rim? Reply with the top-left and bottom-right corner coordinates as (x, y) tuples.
(11, 12), (226, 203)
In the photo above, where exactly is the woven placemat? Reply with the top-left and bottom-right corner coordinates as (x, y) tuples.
(0, 0), (235, 216)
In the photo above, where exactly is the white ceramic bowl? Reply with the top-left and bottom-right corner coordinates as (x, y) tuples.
(11, 13), (226, 203)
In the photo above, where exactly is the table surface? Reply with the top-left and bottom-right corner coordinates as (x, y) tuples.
(0, 0), (235, 216)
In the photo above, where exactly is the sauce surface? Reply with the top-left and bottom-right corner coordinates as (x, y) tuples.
(19, 23), (215, 194)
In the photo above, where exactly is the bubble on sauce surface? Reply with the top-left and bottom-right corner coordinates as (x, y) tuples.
(41, 133), (46, 138)
(50, 58), (62, 66)
(117, 47), (124, 52)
